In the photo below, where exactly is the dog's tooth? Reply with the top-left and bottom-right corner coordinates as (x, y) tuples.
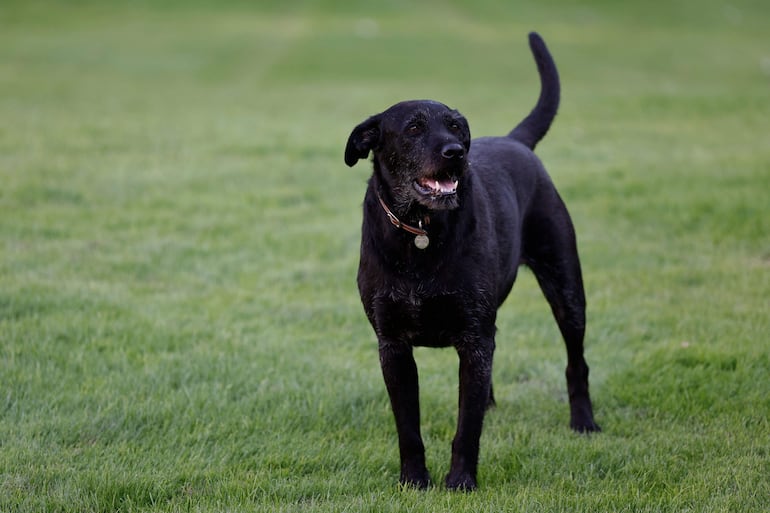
(435, 180), (440, 190)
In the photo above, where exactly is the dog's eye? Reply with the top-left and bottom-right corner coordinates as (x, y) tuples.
(406, 122), (423, 135)
(448, 121), (462, 133)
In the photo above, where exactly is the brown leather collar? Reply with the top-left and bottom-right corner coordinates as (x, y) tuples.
(376, 192), (428, 237)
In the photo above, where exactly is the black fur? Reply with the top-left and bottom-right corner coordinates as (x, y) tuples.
(345, 32), (599, 491)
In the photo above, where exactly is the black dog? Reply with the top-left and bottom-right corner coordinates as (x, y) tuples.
(345, 32), (599, 491)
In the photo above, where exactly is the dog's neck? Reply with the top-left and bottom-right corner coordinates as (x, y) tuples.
(368, 166), (439, 251)
(375, 190), (429, 237)
(370, 167), (434, 230)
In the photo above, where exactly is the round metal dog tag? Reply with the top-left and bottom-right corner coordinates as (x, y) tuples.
(414, 234), (429, 249)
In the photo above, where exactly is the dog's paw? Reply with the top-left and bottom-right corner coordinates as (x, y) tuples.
(400, 466), (432, 490)
(570, 401), (601, 433)
(445, 470), (477, 492)
(570, 418), (601, 433)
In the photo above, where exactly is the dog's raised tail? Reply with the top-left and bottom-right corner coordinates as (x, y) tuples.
(509, 32), (560, 150)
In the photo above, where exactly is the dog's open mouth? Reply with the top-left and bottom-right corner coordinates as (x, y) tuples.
(414, 177), (459, 197)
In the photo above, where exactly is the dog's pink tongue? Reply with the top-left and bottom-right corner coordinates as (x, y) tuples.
(420, 178), (458, 194)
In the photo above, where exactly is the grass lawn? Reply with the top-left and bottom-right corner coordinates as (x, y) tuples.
(1, 0), (769, 511)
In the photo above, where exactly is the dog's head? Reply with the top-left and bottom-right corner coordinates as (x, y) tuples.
(345, 100), (471, 211)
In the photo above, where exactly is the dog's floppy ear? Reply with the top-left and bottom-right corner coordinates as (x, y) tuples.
(345, 115), (381, 167)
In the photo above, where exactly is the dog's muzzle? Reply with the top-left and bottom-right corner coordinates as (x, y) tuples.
(414, 177), (459, 197)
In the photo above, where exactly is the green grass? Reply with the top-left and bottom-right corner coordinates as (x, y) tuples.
(2, 0), (769, 511)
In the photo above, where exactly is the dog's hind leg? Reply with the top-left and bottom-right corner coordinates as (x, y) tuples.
(523, 191), (600, 433)
(487, 383), (496, 409)
(379, 342), (432, 488)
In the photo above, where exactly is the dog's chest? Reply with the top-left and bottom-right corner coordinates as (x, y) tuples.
(372, 287), (476, 347)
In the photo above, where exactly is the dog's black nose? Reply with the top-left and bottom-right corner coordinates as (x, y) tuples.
(441, 143), (465, 160)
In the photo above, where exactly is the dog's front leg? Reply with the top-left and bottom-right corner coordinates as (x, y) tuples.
(446, 342), (493, 491)
(379, 341), (431, 489)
